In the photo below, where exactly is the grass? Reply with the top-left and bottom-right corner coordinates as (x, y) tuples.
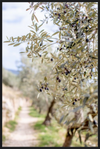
(2, 135), (6, 143)
(29, 107), (98, 147)
(5, 106), (22, 132)
(29, 106), (66, 147)
(3, 106), (22, 143)
(29, 107), (45, 118)
(5, 120), (17, 132)
(2, 83), (23, 144)
(34, 120), (64, 147)
(14, 106), (22, 120)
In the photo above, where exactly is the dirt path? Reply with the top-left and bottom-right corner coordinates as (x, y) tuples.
(2, 106), (41, 147)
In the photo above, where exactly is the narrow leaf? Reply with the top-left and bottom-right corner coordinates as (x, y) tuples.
(26, 8), (30, 11)
(8, 43), (14, 46)
(34, 14), (38, 22)
(13, 43), (21, 47)
(44, 76), (47, 81)
(47, 39), (53, 42)
(59, 115), (64, 123)
(37, 93), (40, 98)
(89, 121), (94, 133)
(20, 52), (25, 53)
(4, 41), (10, 43)
(78, 131), (82, 144)
(52, 31), (59, 36)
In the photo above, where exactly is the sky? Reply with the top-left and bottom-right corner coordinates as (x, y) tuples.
(2, 2), (58, 70)
(2, 2), (98, 71)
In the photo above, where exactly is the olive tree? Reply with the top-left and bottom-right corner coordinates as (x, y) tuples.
(17, 53), (54, 114)
(4, 2), (98, 147)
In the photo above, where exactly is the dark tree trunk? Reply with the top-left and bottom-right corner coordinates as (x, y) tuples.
(42, 98), (55, 126)
(63, 128), (75, 147)
(62, 108), (98, 147)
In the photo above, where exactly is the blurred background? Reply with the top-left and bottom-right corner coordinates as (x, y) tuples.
(2, 2), (62, 147)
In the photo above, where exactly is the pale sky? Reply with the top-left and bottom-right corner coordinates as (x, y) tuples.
(3, 2), (97, 71)
(2, 2), (58, 70)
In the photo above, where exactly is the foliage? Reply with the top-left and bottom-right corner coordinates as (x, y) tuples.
(5, 106), (22, 132)
(2, 67), (20, 88)
(4, 2), (98, 146)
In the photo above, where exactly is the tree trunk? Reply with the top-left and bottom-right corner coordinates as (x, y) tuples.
(63, 109), (84, 147)
(63, 128), (75, 147)
(42, 98), (55, 126)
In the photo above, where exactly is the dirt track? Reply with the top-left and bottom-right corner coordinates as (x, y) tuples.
(2, 106), (40, 147)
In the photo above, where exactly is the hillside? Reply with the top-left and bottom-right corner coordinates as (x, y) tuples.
(6, 69), (19, 75)
(2, 68), (20, 88)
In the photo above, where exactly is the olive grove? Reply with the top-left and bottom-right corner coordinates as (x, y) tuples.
(4, 2), (98, 147)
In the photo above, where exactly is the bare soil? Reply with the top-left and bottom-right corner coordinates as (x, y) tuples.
(2, 106), (40, 147)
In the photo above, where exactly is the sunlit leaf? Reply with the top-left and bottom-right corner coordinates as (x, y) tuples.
(34, 14), (38, 22)
(59, 115), (64, 123)
(44, 76), (47, 81)
(37, 93), (40, 98)
(89, 121), (94, 133)
(41, 58), (43, 63)
(4, 41), (10, 43)
(52, 31), (59, 36)
(20, 52), (25, 53)
(8, 43), (14, 46)
(13, 43), (21, 47)
(47, 39), (53, 42)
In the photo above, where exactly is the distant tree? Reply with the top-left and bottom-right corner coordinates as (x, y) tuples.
(2, 67), (20, 88)
(17, 53), (55, 117)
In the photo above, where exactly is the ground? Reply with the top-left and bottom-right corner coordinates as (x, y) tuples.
(2, 105), (98, 147)
(2, 106), (41, 147)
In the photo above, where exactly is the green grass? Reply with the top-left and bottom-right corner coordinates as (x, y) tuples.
(5, 106), (22, 132)
(2, 135), (6, 143)
(29, 107), (45, 118)
(34, 120), (63, 147)
(29, 107), (64, 147)
(5, 120), (17, 132)
(34, 121), (47, 132)
(14, 106), (22, 120)
(38, 133), (60, 147)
